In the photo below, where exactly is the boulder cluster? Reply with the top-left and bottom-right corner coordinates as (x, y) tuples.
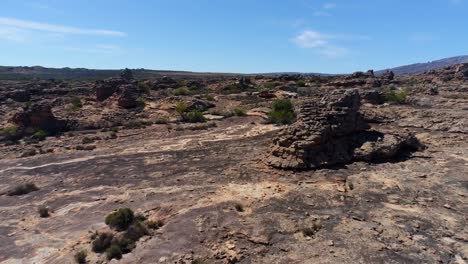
(267, 89), (422, 170)
(95, 78), (143, 109)
(329, 70), (394, 89)
(9, 102), (66, 136)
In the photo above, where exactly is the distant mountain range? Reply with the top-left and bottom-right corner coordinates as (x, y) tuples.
(1, 55), (467, 80)
(376, 55), (468, 75)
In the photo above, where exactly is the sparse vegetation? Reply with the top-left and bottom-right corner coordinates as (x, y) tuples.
(38, 205), (50, 218)
(106, 244), (122, 260)
(232, 107), (247, 116)
(74, 250), (87, 264)
(268, 99), (296, 125)
(0, 125), (19, 139)
(147, 219), (164, 229)
(183, 110), (206, 123)
(105, 208), (135, 231)
(204, 94), (215, 101)
(7, 183), (39, 196)
(92, 232), (114, 253)
(173, 87), (190, 96)
(263, 82), (279, 89)
(81, 137), (94, 144)
(175, 101), (188, 115)
(383, 88), (408, 104)
(137, 81), (151, 94)
(136, 97), (147, 107)
(124, 120), (145, 129)
(296, 80), (306, 87)
(32, 129), (48, 140)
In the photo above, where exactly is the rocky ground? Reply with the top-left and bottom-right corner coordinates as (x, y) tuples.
(0, 66), (467, 264)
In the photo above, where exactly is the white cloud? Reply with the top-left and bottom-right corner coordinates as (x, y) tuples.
(292, 30), (367, 57)
(323, 3), (337, 9)
(0, 17), (126, 37)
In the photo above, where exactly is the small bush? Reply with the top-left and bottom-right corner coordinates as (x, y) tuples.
(110, 127), (119, 133)
(183, 110), (206, 123)
(173, 87), (190, 96)
(204, 94), (215, 101)
(232, 107), (247, 116)
(74, 250), (87, 264)
(38, 205), (49, 218)
(124, 221), (148, 241)
(114, 236), (136, 254)
(71, 97), (83, 108)
(1, 125), (19, 138)
(32, 130), (48, 140)
(81, 137), (94, 144)
(136, 97), (147, 107)
(147, 219), (164, 229)
(223, 84), (243, 94)
(268, 99), (296, 125)
(138, 82), (151, 95)
(296, 80), (306, 87)
(263, 82), (279, 89)
(105, 208), (135, 231)
(106, 244), (122, 260)
(384, 88), (408, 104)
(175, 102), (188, 116)
(124, 120), (145, 129)
(7, 183), (39, 196)
(92, 232), (114, 253)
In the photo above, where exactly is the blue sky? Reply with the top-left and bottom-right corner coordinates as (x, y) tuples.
(0, 0), (466, 73)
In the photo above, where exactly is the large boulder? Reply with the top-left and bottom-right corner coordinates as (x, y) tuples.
(267, 89), (422, 170)
(10, 103), (65, 134)
(117, 84), (140, 109)
(95, 78), (128, 101)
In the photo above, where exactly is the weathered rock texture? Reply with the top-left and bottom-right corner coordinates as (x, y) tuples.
(267, 89), (422, 170)
(10, 103), (65, 134)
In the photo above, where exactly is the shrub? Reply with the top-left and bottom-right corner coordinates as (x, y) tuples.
(263, 82), (279, 89)
(38, 205), (49, 218)
(106, 244), (122, 260)
(147, 219), (164, 229)
(296, 80), (306, 87)
(1, 125), (19, 138)
(183, 110), (206, 123)
(223, 84), (242, 94)
(124, 221), (148, 241)
(32, 130), (48, 140)
(232, 107), (247, 116)
(137, 82), (151, 94)
(7, 183), (39, 196)
(204, 94), (215, 101)
(92, 232), (114, 253)
(82, 137), (94, 144)
(268, 99), (296, 125)
(71, 97), (83, 108)
(113, 236), (136, 254)
(74, 250), (87, 264)
(136, 97), (147, 107)
(301, 222), (322, 237)
(384, 88), (408, 104)
(173, 87), (190, 96)
(105, 208), (135, 231)
(174, 102), (188, 116)
(124, 120), (145, 129)
(120, 68), (134, 80)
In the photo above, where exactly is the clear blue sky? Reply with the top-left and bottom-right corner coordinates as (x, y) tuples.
(0, 0), (467, 73)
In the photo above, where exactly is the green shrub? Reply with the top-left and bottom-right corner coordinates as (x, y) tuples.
(113, 236), (136, 254)
(296, 80), (306, 87)
(232, 107), (247, 116)
(7, 183), (39, 196)
(106, 244), (122, 260)
(71, 97), (83, 108)
(92, 232), (114, 253)
(263, 82), (279, 89)
(105, 208), (135, 231)
(183, 110), (206, 123)
(137, 82), (151, 95)
(136, 97), (147, 107)
(124, 221), (148, 241)
(38, 205), (49, 218)
(32, 130), (48, 140)
(384, 88), (408, 104)
(268, 99), (296, 125)
(1, 125), (19, 138)
(175, 102), (188, 116)
(124, 120), (145, 129)
(173, 87), (190, 96)
(74, 250), (87, 264)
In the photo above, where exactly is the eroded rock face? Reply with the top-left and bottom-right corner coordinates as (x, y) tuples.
(95, 78), (128, 101)
(267, 89), (422, 170)
(10, 103), (65, 134)
(117, 84), (140, 109)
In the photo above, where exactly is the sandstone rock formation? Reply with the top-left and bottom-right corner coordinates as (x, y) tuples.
(95, 78), (128, 101)
(267, 89), (422, 170)
(117, 84), (140, 109)
(10, 103), (65, 134)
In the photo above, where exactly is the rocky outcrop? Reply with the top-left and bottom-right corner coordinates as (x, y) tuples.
(186, 99), (215, 112)
(117, 84), (140, 109)
(10, 103), (65, 134)
(95, 78), (128, 101)
(454, 63), (468, 80)
(267, 89), (422, 170)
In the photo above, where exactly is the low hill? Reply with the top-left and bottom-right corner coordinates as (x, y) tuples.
(377, 55), (468, 75)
